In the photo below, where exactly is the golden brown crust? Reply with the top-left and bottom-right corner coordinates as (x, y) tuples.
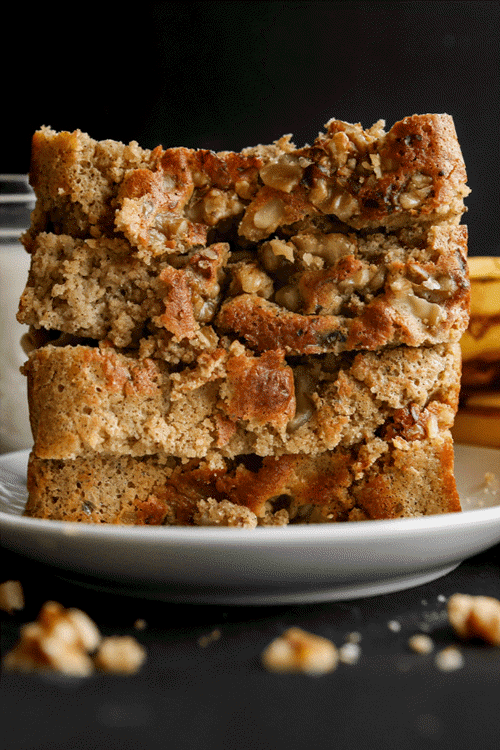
(323, 114), (468, 229)
(238, 114), (469, 240)
(221, 348), (295, 429)
(27, 127), (154, 245)
(217, 294), (342, 355)
(25, 115), (468, 257)
(19, 164), (468, 360)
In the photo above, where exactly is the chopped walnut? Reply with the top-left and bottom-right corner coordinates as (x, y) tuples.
(398, 173), (433, 210)
(325, 131), (351, 167)
(292, 231), (355, 267)
(3, 601), (147, 677)
(274, 284), (302, 312)
(229, 261), (274, 298)
(253, 197), (286, 232)
(447, 593), (500, 646)
(94, 636), (147, 675)
(0, 580), (25, 615)
(261, 238), (295, 266)
(390, 279), (446, 328)
(197, 188), (245, 226)
(259, 154), (305, 193)
(311, 186), (359, 221)
(261, 627), (338, 675)
(3, 601), (101, 676)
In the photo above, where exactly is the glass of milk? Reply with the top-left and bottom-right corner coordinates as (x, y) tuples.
(0, 175), (35, 452)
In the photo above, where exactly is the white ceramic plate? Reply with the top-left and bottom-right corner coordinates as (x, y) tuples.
(1, 446), (499, 605)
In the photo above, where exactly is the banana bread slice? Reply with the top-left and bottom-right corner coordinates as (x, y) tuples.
(23, 341), (461, 461)
(18, 222), (469, 356)
(24, 430), (461, 526)
(24, 114), (468, 261)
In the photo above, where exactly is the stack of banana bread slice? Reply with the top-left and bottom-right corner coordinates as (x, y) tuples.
(18, 113), (470, 526)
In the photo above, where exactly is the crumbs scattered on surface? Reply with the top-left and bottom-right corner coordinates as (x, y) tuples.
(418, 607), (449, 633)
(3, 601), (146, 677)
(462, 472), (499, 510)
(345, 631), (362, 644)
(483, 472), (499, 495)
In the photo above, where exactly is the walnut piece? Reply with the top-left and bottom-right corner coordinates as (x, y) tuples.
(261, 627), (338, 675)
(447, 593), (500, 646)
(3, 600), (147, 677)
(3, 601), (101, 676)
(94, 636), (147, 675)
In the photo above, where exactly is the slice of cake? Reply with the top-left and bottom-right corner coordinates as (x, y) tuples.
(24, 115), (469, 258)
(18, 222), (469, 358)
(23, 341), (461, 461)
(25, 433), (460, 526)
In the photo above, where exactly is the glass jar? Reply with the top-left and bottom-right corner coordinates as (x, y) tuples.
(0, 175), (34, 452)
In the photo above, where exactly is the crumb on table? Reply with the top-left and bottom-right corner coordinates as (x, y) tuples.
(447, 593), (500, 646)
(0, 580), (25, 615)
(261, 627), (338, 675)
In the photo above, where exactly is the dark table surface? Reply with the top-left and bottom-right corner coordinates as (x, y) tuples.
(1, 540), (500, 750)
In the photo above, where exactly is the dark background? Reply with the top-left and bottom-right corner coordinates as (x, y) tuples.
(4, 1), (499, 255)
